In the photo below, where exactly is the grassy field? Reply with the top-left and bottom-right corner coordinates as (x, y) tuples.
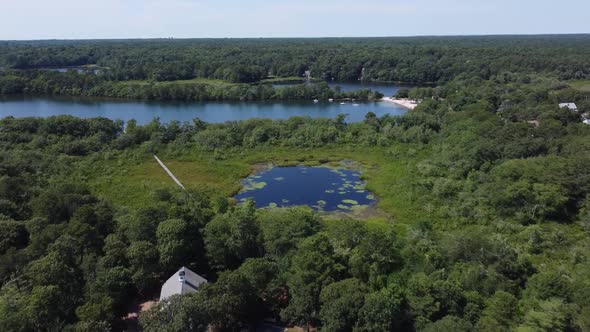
(86, 153), (249, 210)
(258, 76), (323, 84)
(85, 145), (430, 228)
(118, 78), (237, 87)
(259, 76), (305, 83)
(569, 80), (590, 92)
(119, 76), (318, 88)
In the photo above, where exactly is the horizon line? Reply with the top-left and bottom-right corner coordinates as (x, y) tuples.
(2, 33), (590, 42)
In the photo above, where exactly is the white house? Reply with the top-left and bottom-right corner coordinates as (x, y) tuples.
(160, 267), (207, 300)
(559, 103), (578, 112)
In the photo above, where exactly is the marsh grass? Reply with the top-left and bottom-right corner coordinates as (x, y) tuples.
(86, 144), (430, 227)
(569, 80), (590, 92)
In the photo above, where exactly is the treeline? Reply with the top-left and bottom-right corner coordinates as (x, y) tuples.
(2, 36), (590, 84)
(0, 70), (383, 101)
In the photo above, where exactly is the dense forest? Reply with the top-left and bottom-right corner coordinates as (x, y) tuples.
(2, 36), (590, 82)
(0, 37), (590, 332)
(1, 36), (590, 102)
(0, 70), (384, 102)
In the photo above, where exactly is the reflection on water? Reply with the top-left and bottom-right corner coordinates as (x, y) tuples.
(0, 96), (407, 124)
(234, 165), (376, 212)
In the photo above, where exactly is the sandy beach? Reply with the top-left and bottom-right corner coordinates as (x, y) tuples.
(381, 97), (419, 110)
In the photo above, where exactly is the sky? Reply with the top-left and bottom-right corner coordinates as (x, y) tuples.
(0, 0), (589, 40)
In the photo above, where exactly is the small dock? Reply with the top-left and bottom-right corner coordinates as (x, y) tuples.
(153, 154), (185, 190)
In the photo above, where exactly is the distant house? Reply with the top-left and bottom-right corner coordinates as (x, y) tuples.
(559, 103), (578, 112)
(583, 118), (590, 125)
(160, 267), (207, 300)
(303, 70), (311, 79)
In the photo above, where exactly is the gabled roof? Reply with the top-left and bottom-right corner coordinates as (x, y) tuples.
(160, 266), (207, 300)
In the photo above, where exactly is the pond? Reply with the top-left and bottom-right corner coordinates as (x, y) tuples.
(234, 165), (376, 213)
(0, 96), (407, 124)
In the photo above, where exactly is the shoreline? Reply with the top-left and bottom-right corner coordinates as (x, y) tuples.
(380, 97), (419, 110)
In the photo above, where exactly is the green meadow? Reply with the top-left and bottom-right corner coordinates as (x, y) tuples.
(85, 145), (429, 229)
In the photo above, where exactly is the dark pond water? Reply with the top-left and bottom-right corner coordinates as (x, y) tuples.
(234, 165), (376, 212)
(0, 96), (406, 124)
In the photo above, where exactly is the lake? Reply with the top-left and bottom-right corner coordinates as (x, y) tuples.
(0, 96), (407, 124)
(234, 165), (376, 213)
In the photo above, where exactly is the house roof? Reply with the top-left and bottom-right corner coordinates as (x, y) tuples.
(160, 266), (207, 300)
(559, 103), (578, 111)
